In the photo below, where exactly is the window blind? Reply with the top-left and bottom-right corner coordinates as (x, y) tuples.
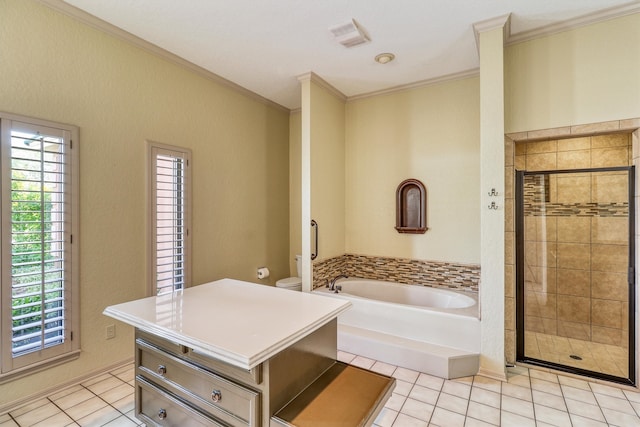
(152, 148), (190, 295)
(9, 129), (66, 357)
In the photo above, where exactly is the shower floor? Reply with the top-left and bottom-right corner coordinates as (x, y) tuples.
(524, 331), (628, 378)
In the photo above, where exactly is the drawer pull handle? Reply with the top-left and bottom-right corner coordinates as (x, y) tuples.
(156, 365), (167, 376)
(211, 389), (222, 402)
(158, 408), (167, 420)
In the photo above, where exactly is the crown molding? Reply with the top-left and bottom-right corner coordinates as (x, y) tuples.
(506, 1), (640, 45)
(347, 68), (479, 103)
(36, 0), (289, 113)
(473, 13), (511, 56)
(297, 72), (347, 103)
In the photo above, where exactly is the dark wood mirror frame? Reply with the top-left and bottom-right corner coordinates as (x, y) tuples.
(395, 179), (427, 234)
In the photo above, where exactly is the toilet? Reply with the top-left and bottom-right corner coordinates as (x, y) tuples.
(276, 255), (302, 291)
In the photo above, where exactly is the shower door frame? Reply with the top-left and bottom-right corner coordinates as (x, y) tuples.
(515, 166), (636, 386)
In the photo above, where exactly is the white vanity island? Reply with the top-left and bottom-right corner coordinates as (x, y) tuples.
(104, 279), (394, 427)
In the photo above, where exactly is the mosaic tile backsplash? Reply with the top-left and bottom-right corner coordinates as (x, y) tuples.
(312, 254), (480, 292)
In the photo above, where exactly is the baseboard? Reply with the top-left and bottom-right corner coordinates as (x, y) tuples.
(0, 357), (134, 415)
(476, 367), (508, 382)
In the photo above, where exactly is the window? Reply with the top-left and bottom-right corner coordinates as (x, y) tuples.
(148, 142), (191, 296)
(0, 113), (79, 380)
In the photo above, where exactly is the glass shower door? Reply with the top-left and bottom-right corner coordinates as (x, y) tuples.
(516, 167), (635, 385)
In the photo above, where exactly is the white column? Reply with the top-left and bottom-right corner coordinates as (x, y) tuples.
(476, 15), (509, 381)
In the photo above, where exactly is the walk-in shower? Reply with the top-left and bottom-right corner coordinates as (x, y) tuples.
(516, 166), (635, 385)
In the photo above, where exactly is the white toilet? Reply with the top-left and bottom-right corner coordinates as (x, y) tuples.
(276, 255), (302, 291)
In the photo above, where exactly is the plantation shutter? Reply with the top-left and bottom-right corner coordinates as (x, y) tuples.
(150, 144), (191, 296)
(1, 116), (79, 375)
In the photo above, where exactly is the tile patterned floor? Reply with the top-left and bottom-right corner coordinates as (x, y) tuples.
(0, 365), (140, 427)
(3, 352), (640, 426)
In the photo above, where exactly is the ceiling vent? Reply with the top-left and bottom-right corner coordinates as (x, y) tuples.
(329, 19), (370, 48)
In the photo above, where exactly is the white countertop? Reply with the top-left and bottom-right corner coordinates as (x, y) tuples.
(103, 279), (351, 370)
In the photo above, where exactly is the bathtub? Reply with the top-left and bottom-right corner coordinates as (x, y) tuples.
(313, 278), (481, 379)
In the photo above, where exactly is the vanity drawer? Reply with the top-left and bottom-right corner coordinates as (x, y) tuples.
(137, 376), (223, 426)
(137, 340), (260, 426)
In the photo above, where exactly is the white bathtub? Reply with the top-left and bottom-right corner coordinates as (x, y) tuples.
(313, 278), (481, 379)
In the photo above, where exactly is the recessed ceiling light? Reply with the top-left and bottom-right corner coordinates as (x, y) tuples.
(375, 53), (395, 64)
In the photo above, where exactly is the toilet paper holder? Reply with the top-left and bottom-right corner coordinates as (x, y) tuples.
(257, 267), (270, 279)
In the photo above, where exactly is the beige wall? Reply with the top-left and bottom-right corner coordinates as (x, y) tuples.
(505, 13), (640, 134)
(310, 82), (346, 263)
(345, 77), (481, 264)
(0, 0), (289, 406)
(289, 111), (302, 276)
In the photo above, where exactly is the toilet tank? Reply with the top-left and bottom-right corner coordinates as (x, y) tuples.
(295, 255), (302, 277)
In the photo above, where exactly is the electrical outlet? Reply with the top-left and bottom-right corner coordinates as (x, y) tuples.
(106, 324), (116, 340)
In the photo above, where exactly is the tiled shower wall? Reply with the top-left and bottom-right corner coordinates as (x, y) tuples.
(523, 168), (630, 348)
(505, 119), (640, 364)
(312, 254), (480, 292)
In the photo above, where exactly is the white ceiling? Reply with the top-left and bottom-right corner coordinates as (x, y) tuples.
(56, 0), (640, 110)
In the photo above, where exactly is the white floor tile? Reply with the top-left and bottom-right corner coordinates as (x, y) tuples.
(102, 415), (139, 426)
(594, 392), (636, 415)
(530, 377), (563, 397)
(624, 389), (640, 403)
(533, 404), (571, 427)
(336, 350), (356, 363)
(442, 380), (471, 400)
(392, 413), (429, 427)
(466, 401), (500, 425)
(430, 407), (465, 427)
(51, 388), (95, 411)
(501, 395), (534, 419)
(400, 398), (434, 422)
(464, 417), (495, 427)
(471, 376), (501, 394)
(528, 369), (558, 383)
(561, 385), (598, 405)
(393, 367), (420, 384)
(13, 401), (61, 426)
(85, 376), (126, 396)
(564, 398), (606, 422)
(394, 380), (414, 397)
(77, 405), (121, 427)
(590, 382), (627, 399)
(435, 393), (468, 416)
(501, 383), (532, 402)
(0, 418), (19, 427)
(470, 387), (500, 409)
(385, 393), (408, 412)
(351, 355), (376, 369)
(31, 411), (74, 426)
(375, 407), (398, 427)
(500, 410), (536, 427)
(416, 373), (444, 391)
(532, 389), (567, 411)
(569, 413), (609, 427)
(99, 383), (134, 404)
(601, 407), (640, 426)
(408, 385), (440, 405)
(558, 375), (591, 391)
(371, 361), (397, 376)
(64, 396), (109, 421)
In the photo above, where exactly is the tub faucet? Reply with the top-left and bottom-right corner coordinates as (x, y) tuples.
(328, 274), (348, 292)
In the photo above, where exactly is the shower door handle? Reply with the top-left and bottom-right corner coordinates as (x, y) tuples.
(311, 219), (318, 260)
